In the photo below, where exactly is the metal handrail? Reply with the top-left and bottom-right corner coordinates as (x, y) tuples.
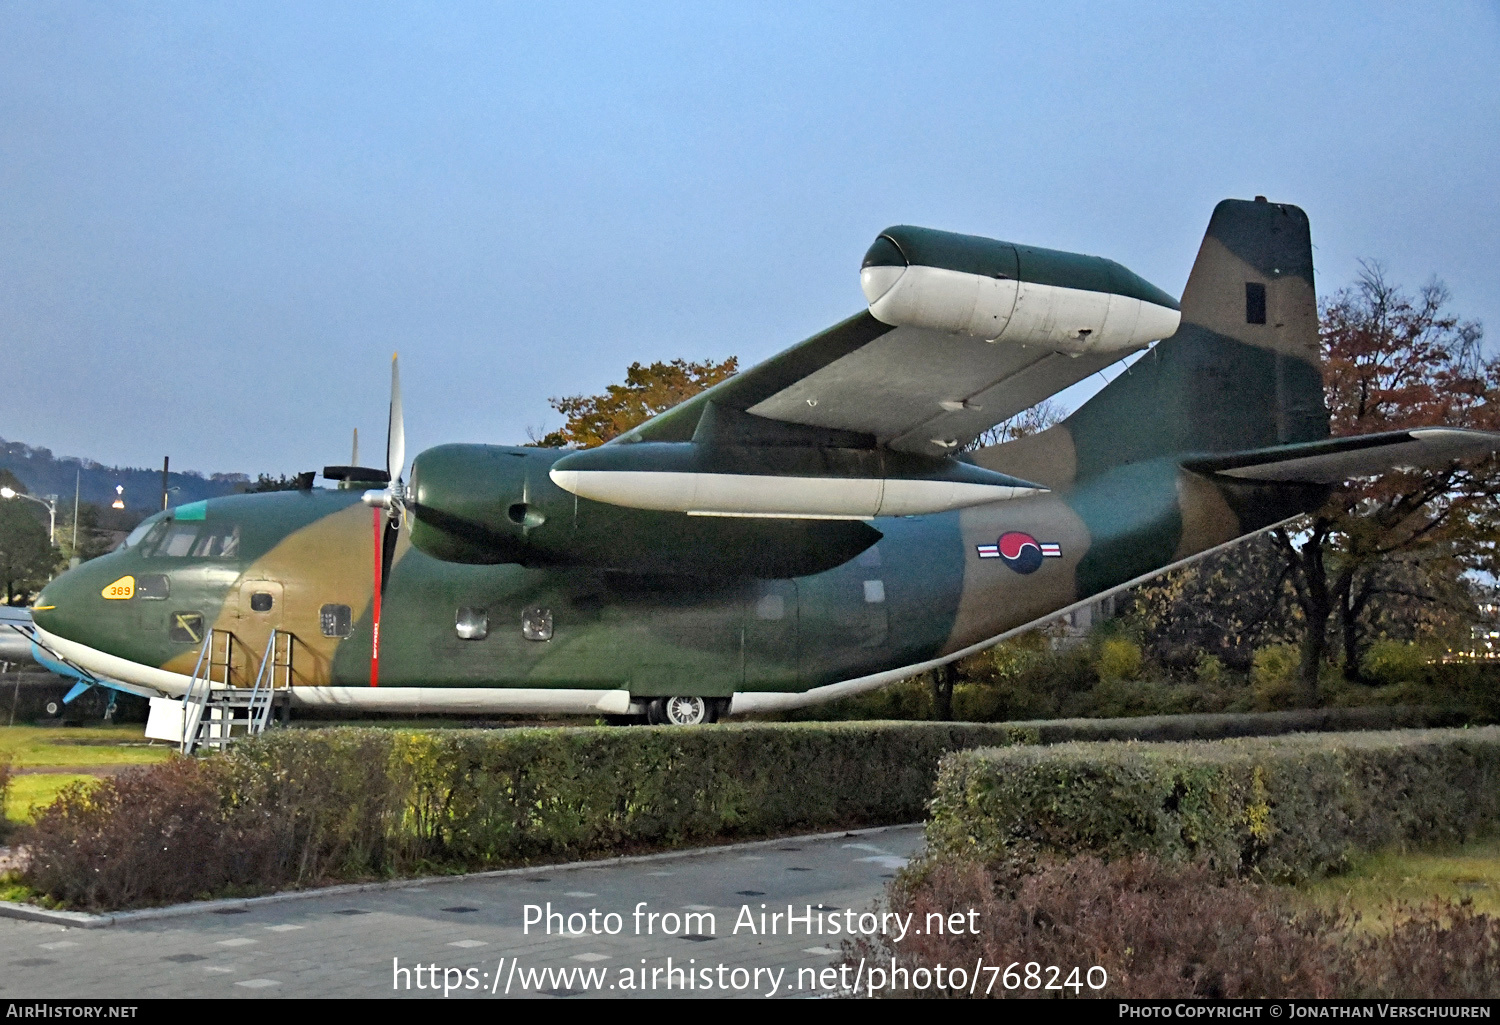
(179, 628), (292, 753)
(180, 629), (216, 754)
(247, 628), (292, 735)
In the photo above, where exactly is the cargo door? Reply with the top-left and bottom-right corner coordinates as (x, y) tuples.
(232, 579), (285, 687)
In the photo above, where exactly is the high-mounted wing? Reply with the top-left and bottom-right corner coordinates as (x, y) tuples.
(548, 226), (1183, 520)
(616, 227), (1182, 459)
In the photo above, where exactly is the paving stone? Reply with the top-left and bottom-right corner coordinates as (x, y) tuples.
(0, 825), (922, 999)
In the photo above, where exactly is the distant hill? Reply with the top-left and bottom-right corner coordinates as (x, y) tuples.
(0, 436), (253, 515)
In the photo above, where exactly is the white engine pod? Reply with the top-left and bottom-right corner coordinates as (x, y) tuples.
(865, 264), (1180, 354)
(860, 226), (1182, 354)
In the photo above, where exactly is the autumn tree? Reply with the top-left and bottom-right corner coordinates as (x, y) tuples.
(533, 357), (740, 449)
(1128, 534), (1300, 672)
(1273, 264), (1500, 698)
(962, 399), (1067, 452)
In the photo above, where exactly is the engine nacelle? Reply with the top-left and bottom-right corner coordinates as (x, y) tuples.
(407, 444), (883, 578)
(860, 225), (1181, 354)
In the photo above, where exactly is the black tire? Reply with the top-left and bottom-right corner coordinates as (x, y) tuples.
(645, 698), (668, 725)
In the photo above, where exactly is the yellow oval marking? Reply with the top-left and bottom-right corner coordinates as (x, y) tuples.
(102, 576), (135, 600)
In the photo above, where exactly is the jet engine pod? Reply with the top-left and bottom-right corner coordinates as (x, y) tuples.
(406, 443), (885, 578)
(860, 225), (1181, 354)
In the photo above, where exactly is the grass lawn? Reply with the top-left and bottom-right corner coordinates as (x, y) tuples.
(0, 724), (174, 769)
(3, 773), (98, 824)
(1295, 835), (1500, 926)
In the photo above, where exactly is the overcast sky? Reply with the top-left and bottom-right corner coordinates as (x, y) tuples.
(3, 2), (1497, 477)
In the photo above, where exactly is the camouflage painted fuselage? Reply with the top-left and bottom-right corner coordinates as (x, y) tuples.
(28, 456), (1318, 713)
(30, 198), (1328, 713)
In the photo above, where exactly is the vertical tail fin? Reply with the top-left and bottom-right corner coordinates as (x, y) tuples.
(1063, 198), (1327, 480)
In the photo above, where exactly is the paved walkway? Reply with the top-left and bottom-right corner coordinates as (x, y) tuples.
(0, 825), (923, 999)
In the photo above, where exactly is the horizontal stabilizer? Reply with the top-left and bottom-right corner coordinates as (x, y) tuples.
(1182, 428), (1500, 484)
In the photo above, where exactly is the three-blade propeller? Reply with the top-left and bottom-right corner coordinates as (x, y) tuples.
(361, 353), (405, 687)
(362, 353), (407, 517)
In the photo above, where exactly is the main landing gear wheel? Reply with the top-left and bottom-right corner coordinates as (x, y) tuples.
(646, 696), (721, 726)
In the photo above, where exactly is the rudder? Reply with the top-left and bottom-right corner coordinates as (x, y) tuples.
(1061, 198), (1327, 481)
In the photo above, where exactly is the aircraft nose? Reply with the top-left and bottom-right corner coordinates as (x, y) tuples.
(30, 569), (80, 640)
(30, 558), (123, 645)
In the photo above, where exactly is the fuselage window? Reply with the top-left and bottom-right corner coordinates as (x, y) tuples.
(169, 612), (205, 644)
(455, 607), (488, 640)
(320, 604), (352, 638)
(249, 591), (274, 613)
(135, 574), (170, 600)
(522, 606), (553, 642)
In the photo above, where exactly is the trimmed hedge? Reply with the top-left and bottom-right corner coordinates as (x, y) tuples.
(1007, 705), (1467, 744)
(16, 709), (1480, 909)
(21, 722), (1038, 909)
(230, 721), (1044, 862)
(927, 727), (1500, 882)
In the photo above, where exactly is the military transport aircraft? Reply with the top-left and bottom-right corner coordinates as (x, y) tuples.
(14, 198), (1500, 731)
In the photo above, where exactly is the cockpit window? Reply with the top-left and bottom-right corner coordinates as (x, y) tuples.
(139, 521), (241, 559)
(119, 514), (167, 551)
(157, 523), (199, 558)
(191, 525), (239, 558)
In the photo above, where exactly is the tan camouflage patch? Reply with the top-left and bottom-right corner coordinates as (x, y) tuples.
(164, 502), (378, 686)
(944, 494), (1091, 653)
(1172, 469), (1242, 561)
(1179, 235), (1318, 363)
(970, 423), (1079, 489)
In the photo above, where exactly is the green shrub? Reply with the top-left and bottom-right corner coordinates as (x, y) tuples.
(1362, 640), (1435, 687)
(1195, 653), (1224, 687)
(1010, 707), (1463, 745)
(1064, 677), (1206, 719)
(1251, 644), (1301, 710)
(1095, 637), (1143, 681)
(926, 727), (1500, 883)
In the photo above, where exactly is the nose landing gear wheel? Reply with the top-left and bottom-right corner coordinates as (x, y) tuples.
(646, 696), (720, 725)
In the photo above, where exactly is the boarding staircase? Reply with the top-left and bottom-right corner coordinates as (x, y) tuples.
(180, 628), (294, 754)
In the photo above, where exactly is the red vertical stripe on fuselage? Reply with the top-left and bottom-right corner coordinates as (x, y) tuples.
(371, 507), (382, 687)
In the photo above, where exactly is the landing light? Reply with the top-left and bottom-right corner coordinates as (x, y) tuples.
(111, 484), (125, 510)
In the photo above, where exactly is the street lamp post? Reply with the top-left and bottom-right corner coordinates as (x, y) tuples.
(0, 487), (58, 545)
